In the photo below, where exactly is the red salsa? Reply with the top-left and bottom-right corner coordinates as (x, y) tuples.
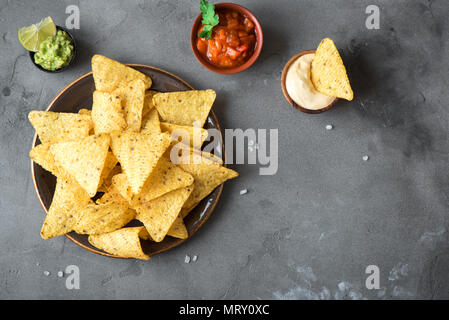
(197, 9), (257, 68)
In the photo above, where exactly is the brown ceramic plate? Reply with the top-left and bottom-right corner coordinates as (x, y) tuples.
(281, 50), (338, 114)
(31, 64), (224, 259)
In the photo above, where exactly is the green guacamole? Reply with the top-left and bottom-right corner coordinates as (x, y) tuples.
(34, 30), (74, 71)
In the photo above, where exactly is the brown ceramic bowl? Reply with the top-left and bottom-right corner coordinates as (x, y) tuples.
(281, 50), (338, 114)
(31, 65), (225, 259)
(191, 2), (263, 74)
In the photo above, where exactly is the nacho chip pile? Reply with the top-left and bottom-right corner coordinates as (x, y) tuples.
(29, 54), (238, 260)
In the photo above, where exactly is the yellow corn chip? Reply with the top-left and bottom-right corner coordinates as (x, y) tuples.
(92, 91), (127, 134)
(134, 186), (193, 242)
(167, 215), (188, 239)
(41, 177), (92, 239)
(311, 38), (353, 101)
(50, 134), (111, 197)
(74, 201), (135, 235)
(153, 89), (216, 127)
(97, 185), (127, 205)
(91, 55), (152, 92)
(142, 90), (158, 117)
(78, 108), (94, 134)
(28, 111), (91, 144)
(141, 108), (161, 136)
(179, 152), (238, 213)
(97, 152), (118, 191)
(30, 143), (63, 177)
(78, 108), (91, 116)
(114, 79), (146, 131)
(98, 165), (121, 193)
(110, 131), (171, 194)
(170, 143), (223, 165)
(88, 226), (150, 260)
(161, 122), (208, 149)
(112, 156), (194, 204)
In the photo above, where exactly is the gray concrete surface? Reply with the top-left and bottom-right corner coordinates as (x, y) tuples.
(1, 0), (449, 299)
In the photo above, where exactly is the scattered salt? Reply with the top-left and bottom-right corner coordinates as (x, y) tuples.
(184, 255), (191, 263)
(240, 189), (248, 195)
(326, 125), (333, 130)
(57, 271), (64, 278)
(192, 255), (198, 262)
(362, 155), (369, 161)
(43, 271), (50, 276)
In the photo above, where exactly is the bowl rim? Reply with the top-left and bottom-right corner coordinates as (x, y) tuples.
(281, 50), (338, 114)
(190, 2), (263, 75)
(29, 25), (77, 73)
(30, 64), (225, 259)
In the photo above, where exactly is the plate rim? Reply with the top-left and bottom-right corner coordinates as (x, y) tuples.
(30, 63), (225, 259)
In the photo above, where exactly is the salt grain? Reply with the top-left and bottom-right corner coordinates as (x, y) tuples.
(184, 255), (191, 263)
(362, 155), (369, 161)
(192, 255), (198, 262)
(57, 271), (64, 278)
(240, 189), (248, 195)
(326, 125), (333, 130)
(43, 271), (50, 276)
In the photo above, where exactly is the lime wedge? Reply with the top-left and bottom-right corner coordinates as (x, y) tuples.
(18, 17), (56, 52)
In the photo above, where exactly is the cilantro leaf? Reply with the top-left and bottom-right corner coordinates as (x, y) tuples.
(199, 0), (219, 39)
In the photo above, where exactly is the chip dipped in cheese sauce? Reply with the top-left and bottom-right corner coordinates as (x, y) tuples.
(285, 53), (336, 110)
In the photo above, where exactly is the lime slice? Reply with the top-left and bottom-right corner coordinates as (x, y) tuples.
(18, 17), (56, 52)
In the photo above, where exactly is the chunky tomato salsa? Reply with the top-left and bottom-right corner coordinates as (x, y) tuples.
(197, 9), (257, 68)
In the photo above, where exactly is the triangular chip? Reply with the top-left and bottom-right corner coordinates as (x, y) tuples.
(40, 178), (92, 239)
(113, 79), (146, 131)
(141, 108), (161, 136)
(91, 55), (152, 92)
(30, 143), (64, 177)
(88, 226), (150, 260)
(92, 91), (127, 134)
(28, 111), (91, 144)
(74, 201), (135, 235)
(134, 186), (193, 242)
(97, 152), (118, 190)
(50, 134), (111, 197)
(167, 215), (188, 239)
(178, 152), (238, 212)
(142, 90), (158, 117)
(311, 38), (353, 101)
(112, 156), (193, 204)
(110, 131), (171, 194)
(161, 122), (208, 149)
(153, 89), (216, 127)
(96, 185), (127, 205)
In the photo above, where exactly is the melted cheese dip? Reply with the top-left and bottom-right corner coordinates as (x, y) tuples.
(285, 53), (335, 110)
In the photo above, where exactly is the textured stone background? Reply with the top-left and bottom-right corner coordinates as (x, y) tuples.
(1, 0), (448, 299)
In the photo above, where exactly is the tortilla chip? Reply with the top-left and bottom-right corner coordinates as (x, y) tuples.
(110, 131), (171, 194)
(134, 186), (193, 242)
(74, 201), (135, 235)
(41, 178), (92, 239)
(169, 143), (223, 165)
(167, 215), (188, 239)
(91, 55), (152, 92)
(92, 91), (127, 134)
(112, 156), (194, 204)
(142, 90), (158, 117)
(78, 109), (94, 134)
(78, 108), (91, 116)
(30, 143), (63, 177)
(98, 165), (121, 193)
(97, 152), (118, 190)
(141, 108), (161, 136)
(311, 38), (353, 101)
(179, 152), (238, 213)
(28, 111), (91, 144)
(161, 122), (208, 149)
(114, 79), (146, 131)
(96, 185), (127, 205)
(153, 89), (216, 127)
(88, 226), (150, 260)
(50, 134), (111, 197)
